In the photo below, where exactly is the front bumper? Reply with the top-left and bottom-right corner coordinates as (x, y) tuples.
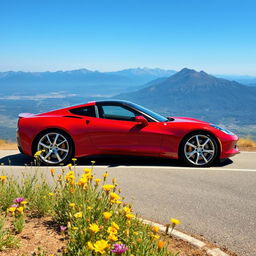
(219, 135), (240, 159)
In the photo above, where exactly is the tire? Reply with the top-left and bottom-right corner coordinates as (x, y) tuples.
(34, 130), (74, 166)
(179, 132), (218, 167)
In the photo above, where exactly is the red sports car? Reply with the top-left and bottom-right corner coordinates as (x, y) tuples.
(17, 100), (239, 167)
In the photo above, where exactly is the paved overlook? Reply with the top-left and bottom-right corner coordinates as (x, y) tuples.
(0, 150), (256, 256)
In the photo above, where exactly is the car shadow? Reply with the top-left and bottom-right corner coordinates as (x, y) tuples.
(0, 153), (35, 166)
(0, 152), (233, 168)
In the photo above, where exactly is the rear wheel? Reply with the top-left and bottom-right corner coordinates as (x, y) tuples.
(35, 131), (73, 165)
(180, 133), (218, 167)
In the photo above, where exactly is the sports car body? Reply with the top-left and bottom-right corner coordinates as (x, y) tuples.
(17, 100), (239, 166)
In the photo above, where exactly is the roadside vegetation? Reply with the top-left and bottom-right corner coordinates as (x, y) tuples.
(0, 140), (17, 150)
(0, 157), (182, 256)
(237, 137), (256, 148)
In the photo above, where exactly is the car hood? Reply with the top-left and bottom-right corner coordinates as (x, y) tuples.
(169, 117), (209, 124)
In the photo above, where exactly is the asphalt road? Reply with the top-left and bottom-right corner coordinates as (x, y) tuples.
(0, 150), (255, 256)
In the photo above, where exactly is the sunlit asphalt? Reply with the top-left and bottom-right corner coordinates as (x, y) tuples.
(0, 150), (256, 256)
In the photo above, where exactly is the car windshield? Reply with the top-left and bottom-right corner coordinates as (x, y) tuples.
(128, 102), (168, 122)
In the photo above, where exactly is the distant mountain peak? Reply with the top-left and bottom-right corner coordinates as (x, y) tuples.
(170, 68), (214, 82)
(179, 68), (196, 74)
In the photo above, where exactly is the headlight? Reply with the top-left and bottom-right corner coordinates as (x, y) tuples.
(210, 124), (235, 135)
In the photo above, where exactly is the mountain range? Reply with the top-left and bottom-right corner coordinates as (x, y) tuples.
(117, 68), (256, 126)
(0, 68), (176, 97)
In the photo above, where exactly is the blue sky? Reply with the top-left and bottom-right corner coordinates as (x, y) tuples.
(0, 0), (256, 75)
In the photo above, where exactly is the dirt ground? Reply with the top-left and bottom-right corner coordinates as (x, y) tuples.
(0, 216), (230, 256)
(0, 216), (238, 256)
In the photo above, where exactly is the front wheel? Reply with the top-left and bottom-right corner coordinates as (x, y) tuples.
(180, 133), (218, 167)
(35, 131), (74, 165)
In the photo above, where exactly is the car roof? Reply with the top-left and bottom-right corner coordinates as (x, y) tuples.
(90, 99), (134, 105)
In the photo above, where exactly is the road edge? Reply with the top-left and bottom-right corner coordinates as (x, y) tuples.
(141, 219), (229, 256)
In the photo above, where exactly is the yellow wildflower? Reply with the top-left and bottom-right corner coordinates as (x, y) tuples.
(74, 212), (83, 218)
(89, 223), (100, 233)
(111, 200), (122, 204)
(83, 168), (91, 174)
(34, 150), (44, 157)
(21, 201), (27, 205)
(152, 226), (160, 233)
(171, 218), (181, 225)
(109, 192), (120, 202)
(102, 184), (115, 192)
(93, 240), (109, 254)
(65, 171), (75, 183)
(0, 175), (7, 182)
(78, 176), (88, 187)
(124, 229), (129, 236)
(126, 213), (134, 219)
(87, 206), (93, 211)
(87, 241), (94, 250)
(91, 160), (96, 164)
(111, 222), (119, 230)
(72, 226), (78, 230)
(72, 158), (77, 162)
(50, 168), (55, 176)
(157, 240), (165, 249)
(8, 207), (16, 213)
(48, 192), (55, 196)
(107, 233), (118, 241)
(16, 206), (24, 214)
(94, 178), (101, 185)
(151, 234), (160, 240)
(107, 226), (118, 235)
(123, 206), (131, 214)
(66, 163), (72, 170)
(103, 172), (109, 180)
(57, 175), (62, 182)
(69, 203), (75, 208)
(103, 211), (112, 220)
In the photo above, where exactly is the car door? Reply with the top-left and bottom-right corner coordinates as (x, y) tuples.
(88, 103), (162, 156)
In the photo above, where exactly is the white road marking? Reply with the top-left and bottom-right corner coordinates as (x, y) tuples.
(89, 165), (256, 172)
(240, 151), (256, 154)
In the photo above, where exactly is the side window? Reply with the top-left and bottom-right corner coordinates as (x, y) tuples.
(69, 106), (96, 117)
(99, 105), (137, 121)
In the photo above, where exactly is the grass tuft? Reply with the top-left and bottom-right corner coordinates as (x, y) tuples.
(238, 137), (256, 148)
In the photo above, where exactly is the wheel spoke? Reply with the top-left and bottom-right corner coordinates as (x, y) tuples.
(57, 139), (67, 147)
(203, 149), (214, 154)
(53, 134), (59, 146)
(186, 150), (197, 159)
(44, 151), (52, 160)
(39, 142), (50, 149)
(195, 152), (200, 164)
(55, 152), (62, 162)
(201, 153), (208, 163)
(58, 148), (68, 153)
(196, 136), (200, 147)
(202, 138), (210, 147)
(186, 142), (197, 148)
(46, 135), (52, 145)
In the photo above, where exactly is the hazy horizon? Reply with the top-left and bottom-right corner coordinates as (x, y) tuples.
(0, 67), (256, 78)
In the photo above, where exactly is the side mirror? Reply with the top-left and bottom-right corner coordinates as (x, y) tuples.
(135, 115), (148, 126)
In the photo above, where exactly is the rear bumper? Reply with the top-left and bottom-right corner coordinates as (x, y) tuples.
(16, 129), (31, 156)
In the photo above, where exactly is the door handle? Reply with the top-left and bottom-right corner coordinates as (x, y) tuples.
(85, 120), (90, 125)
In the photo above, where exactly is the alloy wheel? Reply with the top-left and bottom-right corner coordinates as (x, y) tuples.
(183, 134), (216, 166)
(37, 132), (70, 165)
